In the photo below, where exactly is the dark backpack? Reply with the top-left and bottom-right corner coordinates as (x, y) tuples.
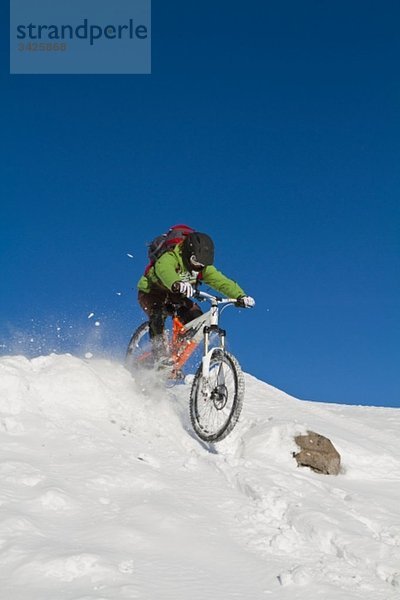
(144, 224), (195, 275)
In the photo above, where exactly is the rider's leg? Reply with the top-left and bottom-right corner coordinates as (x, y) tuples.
(174, 298), (203, 324)
(137, 292), (203, 364)
(161, 293), (203, 326)
(138, 291), (168, 359)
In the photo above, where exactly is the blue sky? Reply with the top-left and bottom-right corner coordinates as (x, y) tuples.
(1, 1), (399, 407)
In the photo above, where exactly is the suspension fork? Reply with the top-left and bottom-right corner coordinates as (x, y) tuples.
(202, 322), (226, 378)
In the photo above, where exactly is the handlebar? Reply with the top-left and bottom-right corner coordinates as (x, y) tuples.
(194, 290), (240, 306)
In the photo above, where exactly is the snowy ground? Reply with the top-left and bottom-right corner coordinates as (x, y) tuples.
(0, 354), (399, 599)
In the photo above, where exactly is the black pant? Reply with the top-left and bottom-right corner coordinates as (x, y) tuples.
(138, 289), (202, 339)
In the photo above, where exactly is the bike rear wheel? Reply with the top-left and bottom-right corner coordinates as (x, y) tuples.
(125, 322), (152, 373)
(125, 322), (177, 377)
(190, 350), (245, 443)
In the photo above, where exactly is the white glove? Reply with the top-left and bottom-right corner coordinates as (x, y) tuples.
(238, 295), (255, 308)
(172, 281), (195, 298)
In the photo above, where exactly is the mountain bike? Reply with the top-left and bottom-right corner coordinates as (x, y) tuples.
(125, 290), (247, 442)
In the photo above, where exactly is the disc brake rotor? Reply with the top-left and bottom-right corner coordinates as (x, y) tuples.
(211, 384), (228, 410)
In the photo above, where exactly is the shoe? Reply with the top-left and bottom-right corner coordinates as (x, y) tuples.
(155, 356), (174, 372)
(155, 358), (184, 381)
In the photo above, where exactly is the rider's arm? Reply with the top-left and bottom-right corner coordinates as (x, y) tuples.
(153, 251), (181, 290)
(202, 265), (245, 298)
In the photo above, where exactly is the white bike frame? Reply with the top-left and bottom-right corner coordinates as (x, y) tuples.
(189, 290), (238, 378)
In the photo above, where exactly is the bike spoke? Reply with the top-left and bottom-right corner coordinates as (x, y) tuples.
(190, 351), (244, 441)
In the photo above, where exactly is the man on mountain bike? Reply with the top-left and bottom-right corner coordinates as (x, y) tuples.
(137, 231), (255, 360)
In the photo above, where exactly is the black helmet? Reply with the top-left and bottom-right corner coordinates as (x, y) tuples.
(182, 232), (214, 271)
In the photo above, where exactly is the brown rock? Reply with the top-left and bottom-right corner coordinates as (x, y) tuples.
(293, 431), (341, 475)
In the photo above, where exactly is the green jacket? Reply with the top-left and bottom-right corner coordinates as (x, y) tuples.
(138, 243), (245, 298)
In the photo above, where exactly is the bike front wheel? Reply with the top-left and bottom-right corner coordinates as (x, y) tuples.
(190, 350), (245, 443)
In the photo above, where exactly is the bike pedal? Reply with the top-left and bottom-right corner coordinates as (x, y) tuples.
(170, 369), (185, 381)
(155, 356), (175, 370)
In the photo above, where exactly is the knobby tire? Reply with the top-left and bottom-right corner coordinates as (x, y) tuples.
(125, 321), (151, 373)
(189, 350), (245, 443)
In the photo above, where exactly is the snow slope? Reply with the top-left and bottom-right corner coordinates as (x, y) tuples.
(0, 354), (399, 599)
